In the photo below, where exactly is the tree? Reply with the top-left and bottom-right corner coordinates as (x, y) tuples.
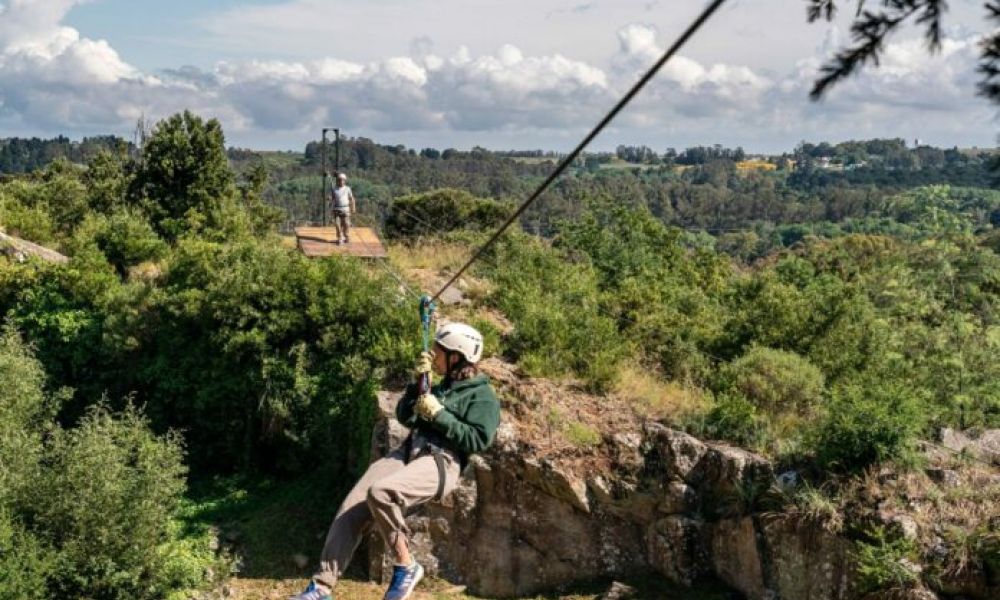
(807, 0), (1000, 106)
(84, 148), (131, 215)
(133, 111), (236, 238)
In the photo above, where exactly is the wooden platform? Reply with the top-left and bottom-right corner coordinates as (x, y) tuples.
(294, 226), (388, 258)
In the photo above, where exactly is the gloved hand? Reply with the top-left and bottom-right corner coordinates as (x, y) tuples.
(415, 393), (444, 420)
(414, 351), (434, 377)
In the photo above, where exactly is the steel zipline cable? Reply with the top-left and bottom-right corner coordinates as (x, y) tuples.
(430, 0), (729, 303)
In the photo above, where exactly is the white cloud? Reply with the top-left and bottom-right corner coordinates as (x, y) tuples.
(0, 0), (994, 151)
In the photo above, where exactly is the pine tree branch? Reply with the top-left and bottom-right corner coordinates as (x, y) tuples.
(807, 0), (838, 22)
(809, 1), (949, 100)
(978, 1), (1000, 103)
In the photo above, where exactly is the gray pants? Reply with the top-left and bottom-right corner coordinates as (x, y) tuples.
(313, 443), (461, 589)
(332, 209), (350, 242)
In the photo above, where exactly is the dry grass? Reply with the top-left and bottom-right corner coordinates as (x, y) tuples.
(387, 241), (471, 273)
(613, 364), (709, 423)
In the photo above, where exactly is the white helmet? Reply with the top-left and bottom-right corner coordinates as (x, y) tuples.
(435, 322), (484, 364)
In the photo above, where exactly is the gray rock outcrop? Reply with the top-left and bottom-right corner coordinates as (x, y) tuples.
(364, 391), (997, 600)
(0, 231), (68, 264)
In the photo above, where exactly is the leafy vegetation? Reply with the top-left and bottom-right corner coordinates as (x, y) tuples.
(854, 526), (921, 595)
(2, 114), (999, 597)
(0, 328), (222, 600)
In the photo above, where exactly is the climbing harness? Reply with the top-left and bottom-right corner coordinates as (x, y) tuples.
(430, 0), (728, 303)
(431, 445), (448, 502)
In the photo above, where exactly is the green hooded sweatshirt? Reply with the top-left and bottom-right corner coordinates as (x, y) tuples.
(396, 374), (501, 461)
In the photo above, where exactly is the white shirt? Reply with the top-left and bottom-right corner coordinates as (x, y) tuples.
(331, 185), (354, 212)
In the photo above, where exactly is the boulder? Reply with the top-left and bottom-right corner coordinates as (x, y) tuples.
(925, 468), (961, 488)
(691, 445), (774, 517)
(364, 389), (952, 600)
(646, 423), (708, 482)
(938, 428), (1000, 465)
(587, 475), (662, 524)
(0, 231), (68, 264)
(367, 392), (647, 597)
(708, 517), (766, 600)
(520, 457), (590, 513)
(762, 518), (856, 600)
(646, 516), (708, 586)
(659, 481), (697, 515)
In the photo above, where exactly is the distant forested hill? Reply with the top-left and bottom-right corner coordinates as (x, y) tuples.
(225, 136), (997, 237)
(0, 136), (131, 174)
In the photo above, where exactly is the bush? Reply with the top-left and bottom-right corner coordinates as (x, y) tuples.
(854, 526), (920, 594)
(717, 346), (825, 415)
(0, 512), (53, 600)
(697, 392), (771, 448)
(0, 327), (216, 599)
(385, 188), (512, 239)
(480, 235), (625, 391)
(0, 326), (55, 510)
(812, 380), (927, 472)
(29, 405), (194, 600)
(139, 238), (416, 473)
(134, 111), (236, 239)
(565, 422), (602, 449)
(76, 210), (167, 276)
(0, 193), (58, 245)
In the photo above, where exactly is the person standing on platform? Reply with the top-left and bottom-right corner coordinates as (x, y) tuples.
(329, 172), (356, 244)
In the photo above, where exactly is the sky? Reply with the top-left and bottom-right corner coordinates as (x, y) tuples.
(0, 0), (997, 153)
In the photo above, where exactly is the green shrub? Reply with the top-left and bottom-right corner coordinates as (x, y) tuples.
(134, 111), (236, 239)
(0, 512), (53, 600)
(812, 380), (927, 472)
(0, 193), (58, 245)
(0, 326), (56, 510)
(697, 392), (771, 448)
(71, 210), (167, 276)
(718, 346), (825, 415)
(141, 237), (415, 473)
(28, 405), (195, 600)
(565, 422), (602, 449)
(385, 189), (512, 239)
(480, 235), (625, 391)
(854, 526), (920, 594)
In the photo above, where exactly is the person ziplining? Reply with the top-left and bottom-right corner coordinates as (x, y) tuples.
(290, 1), (728, 599)
(292, 321), (501, 600)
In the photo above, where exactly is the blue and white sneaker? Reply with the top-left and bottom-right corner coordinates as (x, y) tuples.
(289, 580), (331, 600)
(383, 562), (424, 600)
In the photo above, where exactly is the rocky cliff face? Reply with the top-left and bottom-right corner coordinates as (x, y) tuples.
(364, 361), (998, 600)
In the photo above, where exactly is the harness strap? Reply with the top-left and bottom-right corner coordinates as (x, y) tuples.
(432, 447), (447, 502)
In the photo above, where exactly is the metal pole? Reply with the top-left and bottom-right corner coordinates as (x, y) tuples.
(321, 128), (329, 226)
(334, 128), (341, 175)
